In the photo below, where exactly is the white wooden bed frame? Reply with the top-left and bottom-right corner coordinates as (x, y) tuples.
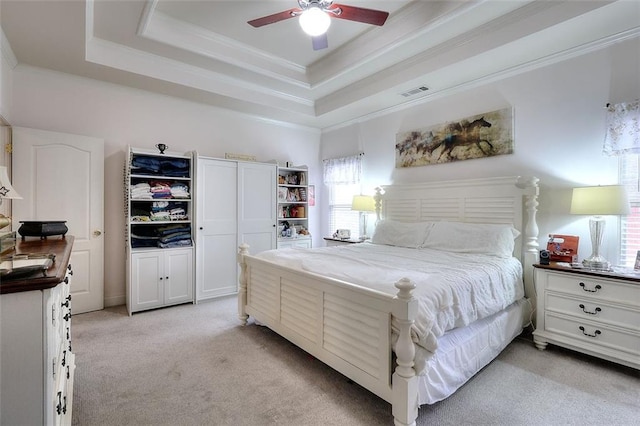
(237, 176), (539, 426)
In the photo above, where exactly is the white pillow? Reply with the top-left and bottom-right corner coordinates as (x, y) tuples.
(421, 221), (520, 258)
(371, 219), (434, 249)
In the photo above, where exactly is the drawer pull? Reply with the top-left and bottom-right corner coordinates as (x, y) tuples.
(64, 276), (69, 284)
(56, 392), (62, 415)
(579, 282), (601, 293)
(579, 326), (601, 338)
(579, 304), (602, 315)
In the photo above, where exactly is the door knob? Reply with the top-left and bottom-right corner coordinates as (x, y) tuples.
(93, 230), (102, 237)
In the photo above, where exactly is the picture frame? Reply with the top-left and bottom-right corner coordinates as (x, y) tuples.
(308, 185), (315, 206)
(277, 187), (288, 202)
(288, 188), (300, 202)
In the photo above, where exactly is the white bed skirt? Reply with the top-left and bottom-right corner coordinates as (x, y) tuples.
(418, 298), (529, 405)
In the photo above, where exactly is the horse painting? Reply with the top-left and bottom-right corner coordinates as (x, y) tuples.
(395, 108), (513, 168)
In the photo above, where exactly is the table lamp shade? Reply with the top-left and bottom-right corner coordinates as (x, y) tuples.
(351, 195), (375, 212)
(0, 166), (22, 200)
(0, 165), (22, 231)
(570, 185), (630, 216)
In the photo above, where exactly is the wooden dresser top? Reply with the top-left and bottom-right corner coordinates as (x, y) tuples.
(1, 236), (74, 294)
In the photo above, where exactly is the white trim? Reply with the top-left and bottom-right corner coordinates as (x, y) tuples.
(322, 27), (640, 132)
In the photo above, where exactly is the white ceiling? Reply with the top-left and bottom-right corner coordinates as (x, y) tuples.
(1, 1), (639, 130)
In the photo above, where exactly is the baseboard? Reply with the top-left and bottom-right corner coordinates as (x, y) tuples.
(104, 294), (125, 308)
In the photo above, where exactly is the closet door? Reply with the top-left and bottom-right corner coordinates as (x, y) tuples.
(195, 158), (238, 301)
(12, 127), (105, 314)
(238, 162), (277, 255)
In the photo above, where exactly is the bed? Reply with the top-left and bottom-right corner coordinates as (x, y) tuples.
(237, 176), (540, 425)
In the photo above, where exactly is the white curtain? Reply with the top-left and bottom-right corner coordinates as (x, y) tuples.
(603, 99), (640, 155)
(323, 154), (362, 185)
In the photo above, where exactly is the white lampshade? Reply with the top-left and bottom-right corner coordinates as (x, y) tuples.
(570, 185), (630, 216)
(299, 6), (331, 36)
(351, 195), (375, 212)
(0, 166), (22, 200)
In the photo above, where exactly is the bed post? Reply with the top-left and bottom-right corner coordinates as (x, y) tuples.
(517, 177), (540, 306)
(237, 243), (250, 325)
(392, 278), (418, 426)
(374, 187), (383, 224)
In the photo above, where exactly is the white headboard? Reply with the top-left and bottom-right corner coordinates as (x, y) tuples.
(374, 176), (540, 298)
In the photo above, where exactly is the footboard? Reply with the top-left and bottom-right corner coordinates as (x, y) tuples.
(238, 245), (419, 426)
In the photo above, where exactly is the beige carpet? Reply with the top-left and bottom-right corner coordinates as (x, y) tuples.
(71, 296), (640, 425)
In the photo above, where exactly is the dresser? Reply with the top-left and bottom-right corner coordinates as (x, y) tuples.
(1, 237), (76, 425)
(533, 263), (639, 369)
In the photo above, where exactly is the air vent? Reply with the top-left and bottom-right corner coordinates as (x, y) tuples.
(400, 86), (429, 97)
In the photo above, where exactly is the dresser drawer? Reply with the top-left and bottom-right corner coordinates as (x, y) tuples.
(544, 312), (640, 356)
(546, 293), (640, 330)
(544, 272), (639, 305)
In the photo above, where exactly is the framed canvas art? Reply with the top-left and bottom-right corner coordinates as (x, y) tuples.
(396, 107), (514, 168)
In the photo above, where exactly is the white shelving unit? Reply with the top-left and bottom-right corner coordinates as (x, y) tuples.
(125, 146), (195, 314)
(276, 166), (311, 249)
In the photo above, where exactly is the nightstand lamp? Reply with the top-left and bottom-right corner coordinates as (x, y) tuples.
(0, 166), (22, 230)
(352, 195), (375, 241)
(570, 184), (630, 271)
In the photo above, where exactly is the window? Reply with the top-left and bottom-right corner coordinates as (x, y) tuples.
(609, 100), (640, 268)
(620, 154), (640, 268)
(327, 183), (361, 238)
(323, 154), (364, 239)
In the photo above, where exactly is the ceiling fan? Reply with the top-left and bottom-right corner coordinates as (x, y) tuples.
(248, 0), (389, 51)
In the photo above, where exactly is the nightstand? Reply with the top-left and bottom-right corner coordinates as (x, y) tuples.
(323, 237), (363, 247)
(533, 263), (639, 369)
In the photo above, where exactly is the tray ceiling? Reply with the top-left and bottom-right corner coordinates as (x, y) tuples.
(2, 1), (639, 129)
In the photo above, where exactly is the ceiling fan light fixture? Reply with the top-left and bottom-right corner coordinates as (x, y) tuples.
(299, 6), (331, 36)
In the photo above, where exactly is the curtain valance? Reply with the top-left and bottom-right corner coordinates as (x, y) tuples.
(323, 154), (363, 185)
(603, 99), (640, 155)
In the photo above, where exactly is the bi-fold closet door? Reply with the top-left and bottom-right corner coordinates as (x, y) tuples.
(195, 157), (277, 301)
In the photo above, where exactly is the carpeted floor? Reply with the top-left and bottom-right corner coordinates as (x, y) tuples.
(71, 295), (640, 425)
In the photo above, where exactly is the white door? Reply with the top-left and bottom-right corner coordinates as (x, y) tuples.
(196, 158), (238, 301)
(12, 127), (104, 314)
(238, 162), (277, 255)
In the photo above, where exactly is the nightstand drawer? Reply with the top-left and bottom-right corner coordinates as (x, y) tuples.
(546, 293), (640, 329)
(545, 272), (638, 305)
(545, 313), (640, 355)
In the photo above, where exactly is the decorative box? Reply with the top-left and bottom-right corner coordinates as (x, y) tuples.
(18, 221), (68, 240)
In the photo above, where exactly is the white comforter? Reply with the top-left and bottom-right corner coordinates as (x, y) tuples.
(256, 243), (524, 355)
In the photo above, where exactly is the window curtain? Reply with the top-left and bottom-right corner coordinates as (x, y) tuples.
(603, 99), (640, 155)
(323, 154), (363, 185)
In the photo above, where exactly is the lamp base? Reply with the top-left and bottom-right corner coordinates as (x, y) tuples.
(0, 214), (11, 231)
(582, 256), (611, 271)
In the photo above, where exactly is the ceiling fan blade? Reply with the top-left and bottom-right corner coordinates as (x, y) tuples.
(330, 4), (389, 26)
(248, 8), (300, 28)
(312, 34), (328, 51)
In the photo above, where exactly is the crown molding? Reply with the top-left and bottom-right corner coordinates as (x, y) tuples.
(321, 26), (640, 132)
(85, 37), (316, 114)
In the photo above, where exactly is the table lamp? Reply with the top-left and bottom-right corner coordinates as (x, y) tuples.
(570, 185), (630, 270)
(0, 166), (22, 230)
(352, 195), (375, 240)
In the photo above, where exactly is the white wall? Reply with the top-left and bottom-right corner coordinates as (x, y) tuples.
(5, 34), (639, 307)
(321, 37), (640, 266)
(9, 65), (321, 307)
